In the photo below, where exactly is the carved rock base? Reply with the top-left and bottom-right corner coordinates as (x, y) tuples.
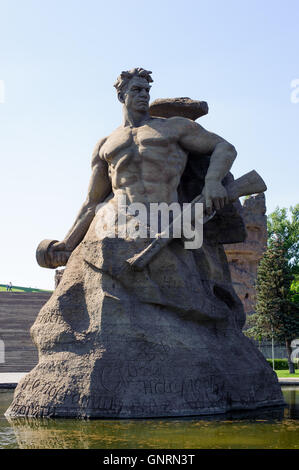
(5, 306), (284, 418)
(5, 239), (284, 418)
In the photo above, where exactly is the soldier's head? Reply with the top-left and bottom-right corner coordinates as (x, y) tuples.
(114, 68), (153, 113)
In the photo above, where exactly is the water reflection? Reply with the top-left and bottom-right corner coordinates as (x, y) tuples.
(284, 388), (299, 419)
(1, 388), (299, 449)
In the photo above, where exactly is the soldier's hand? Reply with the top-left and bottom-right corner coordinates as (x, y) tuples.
(203, 180), (229, 215)
(48, 241), (70, 267)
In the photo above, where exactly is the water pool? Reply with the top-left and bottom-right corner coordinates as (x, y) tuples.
(0, 387), (298, 449)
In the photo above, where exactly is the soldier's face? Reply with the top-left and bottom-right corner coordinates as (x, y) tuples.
(123, 77), (151, 113)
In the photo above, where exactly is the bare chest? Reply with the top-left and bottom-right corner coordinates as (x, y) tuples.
(99, 123), (188, 191)
(100, 123), (178, 162)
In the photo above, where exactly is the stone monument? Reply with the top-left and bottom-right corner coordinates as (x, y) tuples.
(55, 194), (268, 315)
(6, 68), (283, 418)
(224, 193), (267, 317)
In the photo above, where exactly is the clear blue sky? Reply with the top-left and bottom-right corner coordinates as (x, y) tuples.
(0, 0), (298, 290)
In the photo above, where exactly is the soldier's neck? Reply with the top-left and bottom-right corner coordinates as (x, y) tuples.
(123, 108), (151, 128)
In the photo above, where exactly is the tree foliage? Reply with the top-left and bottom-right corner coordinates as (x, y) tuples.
(267, 204), (299, 274)
(246, 241), (299, 343)
(246, 205), (299, 371)
(246, 238), (299, 372)
(290, 275), (299, 304)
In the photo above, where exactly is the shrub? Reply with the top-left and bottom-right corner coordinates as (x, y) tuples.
(266, 358), (298, 370)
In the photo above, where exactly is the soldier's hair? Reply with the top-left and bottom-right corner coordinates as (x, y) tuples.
(114, 68), (153, 98)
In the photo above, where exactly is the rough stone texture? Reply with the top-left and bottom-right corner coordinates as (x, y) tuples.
(3, 191), (266, 379)
(224, 194), (267, 317)
(149, 97), (208, 120)
(6, 70), (284, 418)
(54, 193), (267, 316)
(54, 269), (64, 288)
(6, 196), (283, 420)
(5, 238), (283, 418)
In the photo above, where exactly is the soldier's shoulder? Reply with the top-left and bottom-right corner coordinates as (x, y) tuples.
(162, 117), (201, 138)
(164, 116), (196, 128)
(93, 135), (108, 151)
(148, 115), (195, 130)
(91, 136), (109, 167)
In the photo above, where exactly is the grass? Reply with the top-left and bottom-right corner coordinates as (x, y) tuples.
(0, 284), (52, 293)
(274, 369), (299, 378)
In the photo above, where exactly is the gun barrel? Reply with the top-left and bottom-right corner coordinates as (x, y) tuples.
(226, 170), (267, 201)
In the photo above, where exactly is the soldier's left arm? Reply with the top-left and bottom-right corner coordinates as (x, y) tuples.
(176, 118), (237, 213)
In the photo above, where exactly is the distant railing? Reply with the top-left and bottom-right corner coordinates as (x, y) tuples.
(256, 340), (287, 359)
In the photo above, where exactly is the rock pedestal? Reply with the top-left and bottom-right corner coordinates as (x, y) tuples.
(6, 219), (284, 418)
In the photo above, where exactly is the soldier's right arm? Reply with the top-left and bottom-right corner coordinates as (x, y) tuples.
(48, 137), (111, 266)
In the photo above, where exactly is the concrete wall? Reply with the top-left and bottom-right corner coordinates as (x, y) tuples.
(0, 292), (51, 372)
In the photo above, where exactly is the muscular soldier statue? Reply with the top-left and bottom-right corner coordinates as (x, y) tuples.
(6, 68), (283, 420)
(48, 68), (236, 267)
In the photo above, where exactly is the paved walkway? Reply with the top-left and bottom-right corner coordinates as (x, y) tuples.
(0, 373), (27, 388)
(0, 373), (299, 389)
(278, 377), (299, 385)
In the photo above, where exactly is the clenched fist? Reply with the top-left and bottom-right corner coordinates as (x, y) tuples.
(47, 241), (70, 268)
(203, 180), (229, 215)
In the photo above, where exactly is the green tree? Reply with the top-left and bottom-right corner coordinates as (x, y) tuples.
(247, 241), (299, 373)
(290, 275), (299, 304)
(267, 204), (299, 274)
